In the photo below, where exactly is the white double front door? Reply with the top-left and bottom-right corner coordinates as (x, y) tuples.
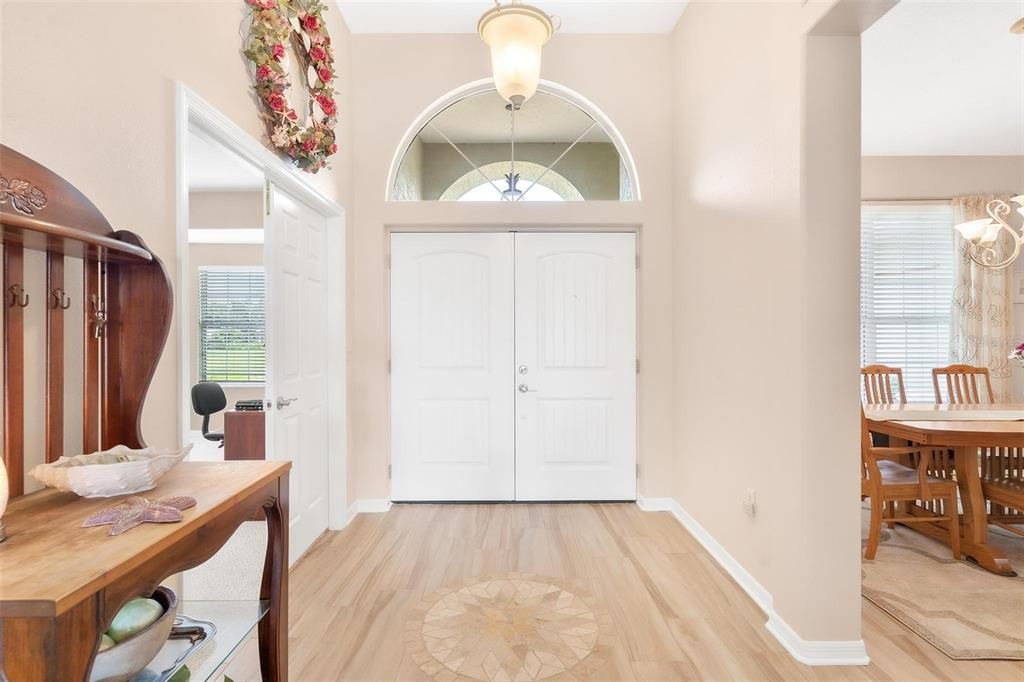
(390, 232), (636, 502)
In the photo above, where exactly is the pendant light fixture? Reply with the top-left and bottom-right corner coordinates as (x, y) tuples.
(478, 0), (556, 108)
(954, 196), (1024, 270)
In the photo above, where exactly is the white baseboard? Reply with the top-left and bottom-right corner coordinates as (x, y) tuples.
(332, 498), (392, 532)
(356, 498), (393, 514)
(765, 614), (870, 666)
(636, 496), (869, 667)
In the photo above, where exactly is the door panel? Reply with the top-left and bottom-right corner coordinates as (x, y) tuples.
(390, 233), (515, 501)
(514, 233), (636, 501)
(267, 186), (329, 563)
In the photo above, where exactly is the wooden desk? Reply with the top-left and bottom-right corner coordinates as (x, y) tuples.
(225, 410), (267, 461)
(0, 461), (290, 681)
(867, 405), (1024, 576)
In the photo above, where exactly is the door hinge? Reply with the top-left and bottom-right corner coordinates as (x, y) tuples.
(264, 180), (272, 216)
(635, 253), (640, 269)
(635, 358), (640, 374)
(387, 358), (392, 374)
(386, 253), (391, 269)
(636, 462), (640, 477)
(388, 464), (392, 480)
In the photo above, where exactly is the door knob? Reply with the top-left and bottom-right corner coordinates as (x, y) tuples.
(276, 396), (298, 409)
(518, 365), (529, 375)
(517, 384), (536, 393)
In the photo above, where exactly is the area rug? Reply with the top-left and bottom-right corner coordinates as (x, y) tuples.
(861, 507), (1024, 659)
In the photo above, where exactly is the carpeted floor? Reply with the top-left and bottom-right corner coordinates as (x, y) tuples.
(861, 506), (1024, 660)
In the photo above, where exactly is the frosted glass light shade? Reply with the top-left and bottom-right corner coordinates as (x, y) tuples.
(955, 218), (995, 243)
(478, 4), (553, 105)
(981, 221), (1003, 246)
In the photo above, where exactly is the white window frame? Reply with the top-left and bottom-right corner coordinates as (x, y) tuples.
(197, 265), (267, 388)
(860, 201), (956, 403)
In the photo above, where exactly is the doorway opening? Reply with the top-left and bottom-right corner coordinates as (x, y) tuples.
(175, 86), (347, 566)
(184, 130), (266, 460)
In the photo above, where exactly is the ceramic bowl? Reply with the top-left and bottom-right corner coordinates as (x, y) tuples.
(90, 586), (177, 682)
(29, 444), (191, 498)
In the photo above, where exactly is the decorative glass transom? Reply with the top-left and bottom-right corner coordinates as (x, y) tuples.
(391, 89), (634, 202)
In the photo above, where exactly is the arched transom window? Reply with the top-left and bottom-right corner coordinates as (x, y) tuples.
(391, 87), (636, 202)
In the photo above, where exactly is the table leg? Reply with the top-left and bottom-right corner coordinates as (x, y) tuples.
(259, 471), (289, 681)
(953, 446), (1015, 576)
(1, 593), (102, 681)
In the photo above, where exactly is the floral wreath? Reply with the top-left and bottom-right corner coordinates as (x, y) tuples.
(244, 0), (338, 173)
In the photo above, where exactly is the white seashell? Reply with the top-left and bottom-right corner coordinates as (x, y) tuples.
(29, 444), (193, 498)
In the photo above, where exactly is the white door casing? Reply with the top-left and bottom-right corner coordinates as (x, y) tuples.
(514, 233), (637, 501)
(390, 233), (516, 501)
(266, 185), (330, 562)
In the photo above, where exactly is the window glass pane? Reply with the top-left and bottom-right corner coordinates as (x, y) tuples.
(198, 268), (266, 384)
(392, 90), (631, 201)
(860, 203), (955, 402)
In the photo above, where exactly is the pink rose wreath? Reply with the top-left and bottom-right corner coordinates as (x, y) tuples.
(244, 0), (338, 173)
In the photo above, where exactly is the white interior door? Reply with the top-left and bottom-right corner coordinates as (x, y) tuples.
(514, 233), (637, 501)
(266, 184), (329, 562)
(390, 233), (515, 501)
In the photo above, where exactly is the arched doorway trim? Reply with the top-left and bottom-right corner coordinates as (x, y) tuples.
(384, 78), (642, 201)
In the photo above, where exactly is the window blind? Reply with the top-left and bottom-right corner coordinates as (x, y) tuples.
(860, 203), (955, 403)
(198, 268), (266, 384)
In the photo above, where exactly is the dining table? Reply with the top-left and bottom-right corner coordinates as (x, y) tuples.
(866, 403), (1024, 577)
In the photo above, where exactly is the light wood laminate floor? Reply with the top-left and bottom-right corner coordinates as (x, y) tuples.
(231, 503), (1024, 681)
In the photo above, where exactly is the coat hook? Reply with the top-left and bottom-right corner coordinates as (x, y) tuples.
(89, 294), (108, 338)
(8, 284), (29, 308)
(50, 288), (72, 310)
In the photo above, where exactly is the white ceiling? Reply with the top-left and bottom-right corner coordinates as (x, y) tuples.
(863, 0), (1024, 156)
(187, 131), (265, 191)
(337, 1), (689, 34)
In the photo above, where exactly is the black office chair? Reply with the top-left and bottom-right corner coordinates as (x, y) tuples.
(191, 382), (226, 448)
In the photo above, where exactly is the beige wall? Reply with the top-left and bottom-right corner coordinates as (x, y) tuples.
(863, 156), (1024, 200)
(347, 33), (677, 505)
(863, 155), (1024, 401)
(671, 1), (864, 642)
(0, 1), (353, 453)
(190, 191), (264, 229)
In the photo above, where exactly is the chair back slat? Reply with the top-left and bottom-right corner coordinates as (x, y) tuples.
(861, 365), (906, 405)
(933, 364), (994, 404)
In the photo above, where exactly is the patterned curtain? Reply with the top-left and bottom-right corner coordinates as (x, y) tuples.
(950, 195), (1016, 403)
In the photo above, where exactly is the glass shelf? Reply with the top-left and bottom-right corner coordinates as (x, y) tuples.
(180, 600), (269, 681)
(130, 600), (268, 682)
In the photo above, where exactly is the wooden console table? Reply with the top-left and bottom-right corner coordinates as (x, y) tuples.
(0, 461), (290, 681)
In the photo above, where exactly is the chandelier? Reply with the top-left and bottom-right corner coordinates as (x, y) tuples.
(954, 196), (1024, 270)
(478, 1), (556, 108)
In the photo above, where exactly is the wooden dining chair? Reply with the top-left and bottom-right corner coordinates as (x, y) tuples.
(861, 365), (906, 405)
(933, 366), (1024, 535)
(861, 410), (960, 560)
(932, 364), (994, 405)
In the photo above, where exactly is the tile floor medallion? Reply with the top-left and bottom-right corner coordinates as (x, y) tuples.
(405, 573), (613, 681)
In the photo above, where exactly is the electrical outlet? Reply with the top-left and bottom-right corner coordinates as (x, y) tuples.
(743, 489), (756, 517)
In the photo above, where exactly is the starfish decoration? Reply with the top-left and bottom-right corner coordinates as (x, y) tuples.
(81, 496), (197, 536)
